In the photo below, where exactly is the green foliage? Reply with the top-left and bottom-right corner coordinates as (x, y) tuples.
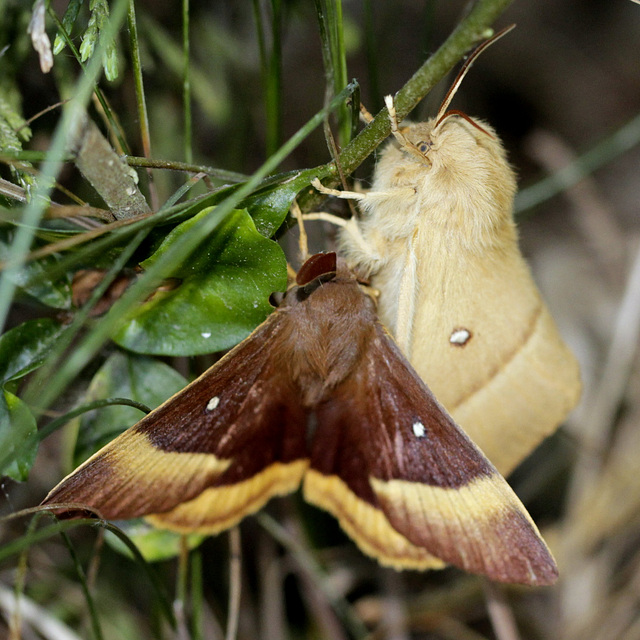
(0, 318), (63, 479)
(70, 351), (187, 464)
(315, 0), (351, 147)
(113, 208), (287, 356)
(0, 318), (64, 383)
(105, 520), (205, 563)
(53, 0), (83, 55)
(0, 391), (37, 481)
(0, 237), (71, 308)
(0, 95), (36, 196)
(66, 351), (206, 561)
(54, 0), (120, 81)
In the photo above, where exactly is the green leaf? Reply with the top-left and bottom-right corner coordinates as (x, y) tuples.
(105, 520), (205, 563)
(0, 318), (64, 479)
(0, 318), (64, 383)
(187, 168), (321, 238)
(112, 207), (288, 356)
(53, 0), (83, 54)
(72, 351), (187, 465)
(243, 169), (317, 237)
(0, 239), (71, 309)
(0, 390), (37, 481)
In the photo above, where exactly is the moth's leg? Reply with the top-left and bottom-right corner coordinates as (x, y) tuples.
(394, 231), (419, 356)
(384, 95), (428, 163)
(312, 178), (415, 204)
(311, 178), (365, 201)
(360, 102), (374, 124)
(302, 212), (350, 227)
(358, 282), (380, 302)
(303, 212), (380, 268)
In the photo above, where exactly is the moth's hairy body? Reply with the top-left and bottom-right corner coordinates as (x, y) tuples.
(349, 118), (517, 326)
(339, 115), (581, 475)
(282, 273), (376, 404)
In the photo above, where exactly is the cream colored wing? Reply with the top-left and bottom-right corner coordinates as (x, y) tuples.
(333, 111), (581, 476)
(373, 229), (581, 476)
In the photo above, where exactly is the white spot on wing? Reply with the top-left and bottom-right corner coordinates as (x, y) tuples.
(201, 331), (212, 338)
(206, 396), (220, 411)
(450, 328), (471, 346)
(412, 421), (426, 438)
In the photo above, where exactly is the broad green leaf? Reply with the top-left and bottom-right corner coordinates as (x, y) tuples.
(0, 318), (64, 383)
(0, 318), (63, 479)
(112, 207), (287, 356)
(72, 351), (187, 466)
(184, 168), (320, 237)
(105, 520), (205, 563)
(0, 390), (37, 480)
(243, 169), (318, 236)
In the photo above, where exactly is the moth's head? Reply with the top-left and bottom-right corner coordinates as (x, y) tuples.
(373, 112), (517, 243)
(377, 114), (513, 190)
(404, 114), (509, 173)
(374, 25), (518, 214)
(287, 253), (362, 306)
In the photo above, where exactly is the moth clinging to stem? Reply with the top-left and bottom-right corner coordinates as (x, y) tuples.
(312, 25), (582, 476)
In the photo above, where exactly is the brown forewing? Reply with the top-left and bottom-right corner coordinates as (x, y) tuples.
(307, 320), (558, 585)
(42, 312), (309, 522)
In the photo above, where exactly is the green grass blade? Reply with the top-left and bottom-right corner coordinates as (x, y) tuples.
(0, 516), (176, 628)
(38, 398), (152, 441)
(61, 530), (104, 640)
(182, 0), (193, 164)
(0, 0), (130, 332)
(314, 0), (350, 148)
(516, 111), (640, 215)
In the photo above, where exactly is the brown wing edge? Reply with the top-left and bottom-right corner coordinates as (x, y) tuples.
(304, 319), (557, 584)
(41, 311), (310, 535)
(303, 470), (444, 570)
(369, 325), (558, 585)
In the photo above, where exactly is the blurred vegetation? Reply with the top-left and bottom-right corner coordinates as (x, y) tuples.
(1, 0), (640, 639)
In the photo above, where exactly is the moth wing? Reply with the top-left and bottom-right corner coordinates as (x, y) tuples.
(304, 324), (557, 585)
(406, 243), (581, 476)
(447, 305), (581, 475)
(42, 314), (309, 534)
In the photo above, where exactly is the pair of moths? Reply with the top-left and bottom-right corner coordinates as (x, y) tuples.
(42, 29), (576, 586)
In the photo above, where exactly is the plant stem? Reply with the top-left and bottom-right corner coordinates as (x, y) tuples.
(335, 0), (515, 177)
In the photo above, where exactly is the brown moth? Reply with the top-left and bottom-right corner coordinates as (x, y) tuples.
(42, 252), (557, 585)
(313, 28), (581, 476)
